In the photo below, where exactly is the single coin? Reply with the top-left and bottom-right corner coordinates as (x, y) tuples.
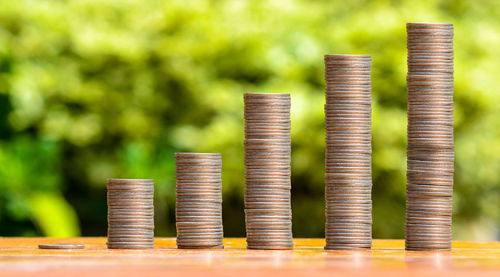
(38, 244), (85, 249)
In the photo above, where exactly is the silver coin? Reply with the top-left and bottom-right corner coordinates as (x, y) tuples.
(38, 244), (85, 249)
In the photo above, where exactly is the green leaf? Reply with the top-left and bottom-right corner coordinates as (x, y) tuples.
(28, 193), (80, 237)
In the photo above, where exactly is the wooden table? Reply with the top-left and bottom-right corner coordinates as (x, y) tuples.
(0, 238), (499, 276)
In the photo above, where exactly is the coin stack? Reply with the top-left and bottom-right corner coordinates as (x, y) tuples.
(107, 179), (154, 249)
(244, 93), (293, 250)
(406, 23), (454, 251)
(175, 153), (224, 249)
(324, 55), (373, 250)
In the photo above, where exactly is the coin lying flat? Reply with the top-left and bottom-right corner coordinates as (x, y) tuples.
(38, 244), (85, 249)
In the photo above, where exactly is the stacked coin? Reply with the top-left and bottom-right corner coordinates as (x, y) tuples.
(107, 179), (154, 249)
(406, 23), (454, 251)
(175, 153), (224, 249)
(324, 55), (373, 250)
(244, 93), (293, 250)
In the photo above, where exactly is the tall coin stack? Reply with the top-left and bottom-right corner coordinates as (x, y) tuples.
(244, 93), (293, 250)
(324, 55), (373, 250)
(107, 179), (154, 249)
(406, 23), (454, 251)
(175, 153), (224, 249)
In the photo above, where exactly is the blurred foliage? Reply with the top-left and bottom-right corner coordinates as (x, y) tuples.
(0, 0), (499, 240)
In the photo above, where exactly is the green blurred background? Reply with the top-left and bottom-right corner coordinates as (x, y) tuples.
(0, 0), (498, 240)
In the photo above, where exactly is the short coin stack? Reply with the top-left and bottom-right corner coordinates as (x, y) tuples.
(324, 55), (373, 250)
(107, 179), (154, 249)
(175, 153), (224, 249)
(406, 23), (454, 251)
(244, 93), (293, 250)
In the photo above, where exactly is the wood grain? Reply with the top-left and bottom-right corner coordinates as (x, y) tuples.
(0, 238), (499, 276)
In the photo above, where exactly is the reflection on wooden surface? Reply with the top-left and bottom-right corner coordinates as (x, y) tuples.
(0, 238), (499, 276)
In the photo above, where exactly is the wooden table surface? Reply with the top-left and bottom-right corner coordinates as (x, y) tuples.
(0, 238), (499, 276)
